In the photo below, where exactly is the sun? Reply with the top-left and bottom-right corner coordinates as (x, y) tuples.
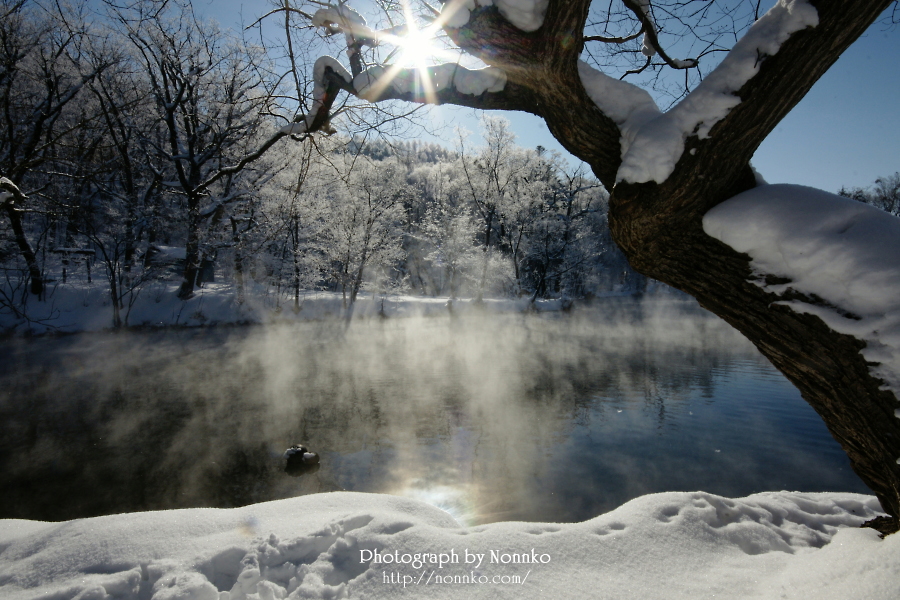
(391, 22), (444, 69)
(364, 5), (458, 105)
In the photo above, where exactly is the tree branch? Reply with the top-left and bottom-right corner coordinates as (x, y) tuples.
(440, 0), (624, 184)
(584, 30), (644, 44)
(663, 0), (895, 216)
(621, 0), (698, 70)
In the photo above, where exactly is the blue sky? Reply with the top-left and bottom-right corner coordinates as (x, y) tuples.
(199, 0), (898, 193)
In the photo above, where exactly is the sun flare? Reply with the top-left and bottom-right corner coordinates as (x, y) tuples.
(391, 23), (443, 68)
(363, 2), (461, 106)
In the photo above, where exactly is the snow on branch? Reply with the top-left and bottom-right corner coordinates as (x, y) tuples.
(280, 56), (352, 135)
(281, 3), (521, 138)
(311, 5), (377, 57)
(355, 63), (506, 100)
(620, 0), (698, 69)
(280, 54), (507, 136)
(577, 60), (661, 158)
(440, 0), (549, 33)
(704, 184), (900, 404)
(610, 0), (818, 183)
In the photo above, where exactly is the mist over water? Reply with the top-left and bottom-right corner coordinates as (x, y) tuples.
(0, 299), (869, 524)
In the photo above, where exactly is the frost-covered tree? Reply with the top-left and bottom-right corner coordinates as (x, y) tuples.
(413, 161), (480, 296)
(457, 117), (535, 300)
(321, 156), (409, 315)
(253, 139), (335, 310)
(276, 0), (900, 532)
(113, 0), (291, 300)
(840, 172), (900, 217)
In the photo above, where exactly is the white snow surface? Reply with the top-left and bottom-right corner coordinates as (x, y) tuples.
(577, 0), (818, 184)
(311, 6), (374, 54)
(441, 0), (548, 32)
(703, 184), (900, 395)
(0, 491), (893, 600)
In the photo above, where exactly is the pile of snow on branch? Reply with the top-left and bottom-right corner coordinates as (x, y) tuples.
(704, 184), (900, 415)
(281, 59), (506, 136)
(441, 0), (549, 32)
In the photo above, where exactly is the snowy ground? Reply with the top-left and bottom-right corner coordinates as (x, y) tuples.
(0, 491), (895, 600)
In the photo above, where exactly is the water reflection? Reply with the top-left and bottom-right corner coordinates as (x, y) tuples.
(0, 299), (869, 524)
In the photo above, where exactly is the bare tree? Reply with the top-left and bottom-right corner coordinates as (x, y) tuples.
(278, 0), (900, 533)
(841, 172), (900, 217)
(321, 155), (408, 316)
(0, 0), (108, 295)
(521, 163), (608, 303)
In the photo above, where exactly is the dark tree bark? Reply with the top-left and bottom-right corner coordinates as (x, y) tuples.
(298, 0), (900, 532)
(3, 203), (42, 295)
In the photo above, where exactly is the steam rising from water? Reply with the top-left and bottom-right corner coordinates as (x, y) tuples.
(0, 299), (868, 523)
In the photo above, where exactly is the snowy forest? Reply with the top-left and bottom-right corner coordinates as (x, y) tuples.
(2, 0), (897, 329)
(0, 0), (653, 330)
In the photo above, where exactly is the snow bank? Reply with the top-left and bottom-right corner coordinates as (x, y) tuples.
(703, 184), (900, 398)
(0, 491), (891, 600)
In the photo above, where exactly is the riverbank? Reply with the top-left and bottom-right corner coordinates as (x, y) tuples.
(0, 278), (676, 335)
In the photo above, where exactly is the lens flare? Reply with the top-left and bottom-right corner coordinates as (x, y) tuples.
(394, 483), (479, 526)
(370, 2), (460, 105)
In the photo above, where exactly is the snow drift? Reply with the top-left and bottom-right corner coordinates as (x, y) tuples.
(0, 490), (895, 600)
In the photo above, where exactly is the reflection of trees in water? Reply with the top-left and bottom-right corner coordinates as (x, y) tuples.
(517, 306), (745, 431)
(0, 301), (764, 521)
